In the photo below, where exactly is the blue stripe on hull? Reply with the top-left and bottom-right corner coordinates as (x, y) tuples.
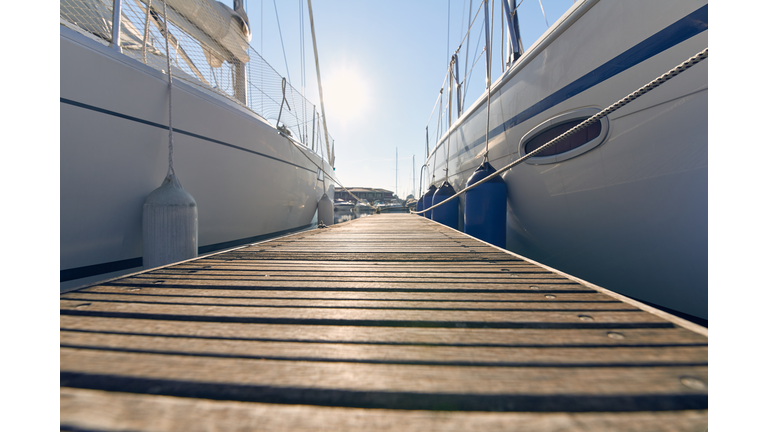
(443, 4), (708, 162)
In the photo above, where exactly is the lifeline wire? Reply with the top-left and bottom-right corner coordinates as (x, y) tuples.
(275, 125), (366, 204)
(414, 47), (709, 215)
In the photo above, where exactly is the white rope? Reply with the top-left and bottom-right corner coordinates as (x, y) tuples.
(162, 0), (175, 177)
(483, 0), (492, 162)
(414, 47), (709, 215)
(276, 77), (291, 131)
(142, 0), (152, 64)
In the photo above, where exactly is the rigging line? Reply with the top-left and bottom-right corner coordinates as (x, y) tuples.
(462, 47), (487, 111)
(272, 0), (292, 85)
(537, 0), (549, 27)
(427, 67), (450, 143)
(141, 0), (152, 64)
(462, 19), (487, 109)
(483, 0), (492, 160)
(454, 1), (485, 59)
(433, 45), (485, 152)
(426, 87), (444, 130)
(299, 0), (306, 143)
(463, 0), (473, 100)
(447, 0), (451, 71)
(261, 0), (263, 111)
(161, 0), (175, 177)
(490, 0), (494, 78)
(512, 0), (527, 15)
(500, 0), (504, 74)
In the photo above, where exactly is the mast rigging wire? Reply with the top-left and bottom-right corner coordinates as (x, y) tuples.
(272, 0), (292, 85)
(537, 0), (549, 27)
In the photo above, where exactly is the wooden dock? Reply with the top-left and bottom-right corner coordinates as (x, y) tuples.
(61, 213), (707, 431)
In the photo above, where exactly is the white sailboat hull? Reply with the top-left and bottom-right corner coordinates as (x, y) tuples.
(427, 0), (708, 319)
(61, 27), (334, 290)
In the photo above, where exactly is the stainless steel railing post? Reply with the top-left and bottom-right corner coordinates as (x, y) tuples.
(110, 0), (122, 52)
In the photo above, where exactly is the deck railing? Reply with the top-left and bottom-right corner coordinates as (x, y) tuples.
(60, 0), (334, 163)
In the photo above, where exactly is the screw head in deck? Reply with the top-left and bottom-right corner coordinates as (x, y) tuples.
(680, 376), (707, 391)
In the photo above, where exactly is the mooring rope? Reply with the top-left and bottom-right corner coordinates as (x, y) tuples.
(414, 47), (708, 215)
(162, 0), (175, 177)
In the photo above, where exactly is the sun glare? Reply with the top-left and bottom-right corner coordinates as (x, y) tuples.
(324, 66), (369, 123)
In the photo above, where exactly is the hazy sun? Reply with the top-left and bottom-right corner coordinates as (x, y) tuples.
(324, 65), (369, 124)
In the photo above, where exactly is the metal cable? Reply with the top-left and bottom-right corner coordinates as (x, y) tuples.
(414, 47), (709, 215)
(272, 0), (292, 85)
(455, 1), (485, 58)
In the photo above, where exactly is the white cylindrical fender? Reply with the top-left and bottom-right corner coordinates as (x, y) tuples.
(142, 173), (198, 269)
(318, 193), (334, 226)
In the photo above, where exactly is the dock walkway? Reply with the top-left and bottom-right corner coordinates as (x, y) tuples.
(61, 213), (708, 431)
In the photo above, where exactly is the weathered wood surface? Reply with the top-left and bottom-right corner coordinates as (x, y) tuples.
(61, 214), (708, 431)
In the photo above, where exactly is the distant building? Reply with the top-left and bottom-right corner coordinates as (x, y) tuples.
(335, 187), (394, 203)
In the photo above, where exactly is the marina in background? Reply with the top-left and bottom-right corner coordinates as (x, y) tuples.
(58, 0), (712, 428)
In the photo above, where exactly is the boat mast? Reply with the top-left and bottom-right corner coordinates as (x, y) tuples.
(307, 0), (333, 167)
(502, 0), (524, 67)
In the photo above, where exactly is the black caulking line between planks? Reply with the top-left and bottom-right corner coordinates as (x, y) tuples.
(59, 372), (708, 412)
(64, 292), (623, 302)
(60, 344), (708, 369)
(59, 310), (675, 329)
(59, 328), (708, 348)
(99, 283), (589, 292)
(59, 297), (637, 312)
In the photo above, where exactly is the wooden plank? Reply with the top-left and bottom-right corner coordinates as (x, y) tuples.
(100, 279), (590, 291)
(119, 274), (569, 283)
(60, 388), (709, 432)
(60, 292), (639, 311)
(60, 348), (707, 411)
(211, 253), (519, 262)
(182, 260), (536, 268)
(59, 316), (709, 347)
(165, 264), (549, 273)
(60, 330), (707, 367)
(73, 286), (624, 302)
(60, 299), (671, 327)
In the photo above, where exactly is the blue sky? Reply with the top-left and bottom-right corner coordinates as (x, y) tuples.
(244, 0), (577, 198)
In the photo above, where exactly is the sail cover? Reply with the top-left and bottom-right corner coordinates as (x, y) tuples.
(61, 0), (252, 66)
(159, 0), (251, 65)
